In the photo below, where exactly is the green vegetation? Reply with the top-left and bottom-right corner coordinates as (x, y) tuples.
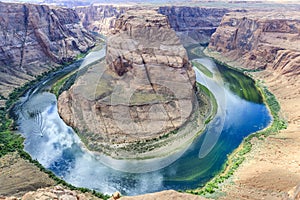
(85, 82), (217, 160)
(130, 92), (167, 104)
(76, 52), (87, 60)
(192, 61), (213, 78)
(185, 43), (209, 60)
(117, 128), (180, 154)
(51, 72), (77, 97)
(186, 63), (287, 197)
(17, 149), (110, 199)
(0, 94), (6, 100)
(0, 112), (24, 157)
(0, 46), (110, 199)
(215, 60), (263, 104)
(197, 83), (217, 124)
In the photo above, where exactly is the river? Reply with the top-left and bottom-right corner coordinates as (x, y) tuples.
(14, 46), (271, 195)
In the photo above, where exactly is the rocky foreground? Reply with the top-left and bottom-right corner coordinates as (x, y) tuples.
(207, 10), (300, 200)
(0, 186), (102, 200)
(1, 188), (208, 200)
(57, 9), (210, 159)
(0, 2), (95, 107)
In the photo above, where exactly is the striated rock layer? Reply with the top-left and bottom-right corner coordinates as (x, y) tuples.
(76, 5), (128, 36)
(158, 6), (230, 45)
(0, 2), (95, 106)
(208, 11), (300, 77)
(75, 5), (230, 45)
(58, 10), (200, 158)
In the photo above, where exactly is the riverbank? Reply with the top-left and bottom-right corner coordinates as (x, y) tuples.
(199, 50), (300, 199)
(0, 43), (110, 199)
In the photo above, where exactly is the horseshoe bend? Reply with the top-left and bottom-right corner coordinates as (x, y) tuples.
(0, 1), (299, 200)
(57, 10), (213, 159)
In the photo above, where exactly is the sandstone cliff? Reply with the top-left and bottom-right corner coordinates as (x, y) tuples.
(158, 6), (229, 45)
(75, 5), (229, 45)
(0, 2), (95, 107)
(208, 11), (300, 77)
(58, 10), (207, 159)
(76, 5), (128, 36)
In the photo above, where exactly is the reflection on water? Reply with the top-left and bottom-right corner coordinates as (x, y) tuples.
(15, 51), (271, 195)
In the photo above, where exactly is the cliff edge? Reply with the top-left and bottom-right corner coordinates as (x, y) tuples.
(208, 11), (300, 77)
(0, 2), (95, 107)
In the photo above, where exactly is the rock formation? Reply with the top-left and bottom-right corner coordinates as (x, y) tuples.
(76, 5), (128, 36)
(208, 11), (300, 77)
(119, 190), (208, 200)
(75, 5), (230, 45)
(0, 185), (102, 200)
(158, 6), (230, 44)
(58, 10), (203, 158)
(0, 2), (95, 107)
(1, 188), (208, 200)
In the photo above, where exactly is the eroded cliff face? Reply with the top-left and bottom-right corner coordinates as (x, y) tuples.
(58, 10), (200, 158)
(158, 6), (229, 45)
(75, 5), (229, 45)
(76, 5), (128, 36)
(208, 11), (300, 77)
(0, 2), (95, 106)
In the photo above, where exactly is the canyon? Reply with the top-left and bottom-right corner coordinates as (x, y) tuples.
(0, 1), (300, 200)
(75, 5), (127, 36)
(158, 6), (230, 45)
(76, 5), (229, 44)
(0, 2), (95, 107)
(208, 11), (300, 77)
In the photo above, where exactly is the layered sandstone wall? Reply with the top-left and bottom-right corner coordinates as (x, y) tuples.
(208, 11), (300, 77)
(75, 5), (128, 36)
(158, 6), (230, 44)
(0, 2), (95, 106)
(75, 5), (229, 45)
